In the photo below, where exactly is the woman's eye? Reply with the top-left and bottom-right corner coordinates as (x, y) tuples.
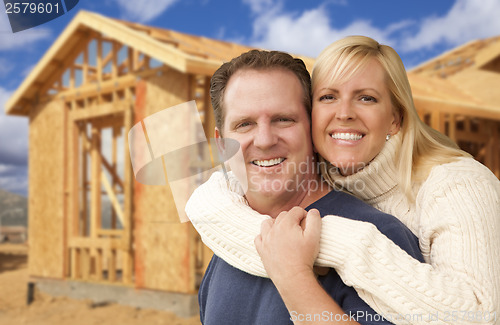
(360, 95), (377, 103)
(319, 94), (335, 102)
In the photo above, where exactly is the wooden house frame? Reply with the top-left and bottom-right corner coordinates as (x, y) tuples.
(4, 10), (315, 305)
(5, 9), (499, 314)
(408, 36), (500, 177)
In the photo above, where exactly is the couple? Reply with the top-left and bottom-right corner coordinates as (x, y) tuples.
(186, 36), (500, 324)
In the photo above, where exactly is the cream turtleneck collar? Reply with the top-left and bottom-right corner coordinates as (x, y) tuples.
(321, 132), (402, 203)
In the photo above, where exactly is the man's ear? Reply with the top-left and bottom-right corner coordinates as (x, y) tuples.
(215, 127), (222, 139)
(214, 127), (225, 152)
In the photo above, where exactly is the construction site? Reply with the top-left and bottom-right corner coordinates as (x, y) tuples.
(2, 9), (500, 323)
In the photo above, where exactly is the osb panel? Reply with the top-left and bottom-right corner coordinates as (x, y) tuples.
(136, 222), (195, 292)
(134, 70), (197, 293)
(28, 99), (65, 278)
(449, 70), (500, 109)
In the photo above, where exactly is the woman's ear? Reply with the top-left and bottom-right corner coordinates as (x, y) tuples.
(390, 109), (402, 135)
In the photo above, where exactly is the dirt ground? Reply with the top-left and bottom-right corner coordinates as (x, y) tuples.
(0, 243), (201, 325)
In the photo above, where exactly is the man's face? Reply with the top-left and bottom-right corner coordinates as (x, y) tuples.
(216, 68), (316, 207)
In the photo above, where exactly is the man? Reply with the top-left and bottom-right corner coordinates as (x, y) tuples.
(190, 50), (423, 324)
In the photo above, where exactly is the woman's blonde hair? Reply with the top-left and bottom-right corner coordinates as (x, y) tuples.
(312, 35), (470, 199)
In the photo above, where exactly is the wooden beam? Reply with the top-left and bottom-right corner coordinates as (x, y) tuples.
(414, 96), (500, 122)
(80, 123), (124, 191)
(38, 32), (93, 97)
(185, 56), (222, 76)
(97, 229), (124, 237)
(70, 101), (128, 121)
(101, 155), (124, 190)
(455, 130), (489, 143)
(101, 171), (125, 226)
(42, 65), (167, 103)
(69, 237), (127, 250)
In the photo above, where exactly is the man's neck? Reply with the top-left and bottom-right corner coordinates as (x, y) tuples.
(246, 175), (331, 218)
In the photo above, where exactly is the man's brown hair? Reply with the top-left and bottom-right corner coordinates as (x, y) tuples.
(210, 50), (312, 134)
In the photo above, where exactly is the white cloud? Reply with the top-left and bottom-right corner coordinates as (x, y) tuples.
(401, 0), (500, 51)
(113, 0), (179, 23)
(0, 58), (14, 78)
(243, 0), (500, 58)
(248, 3), (396, 57)
(0, 87), (28, 195)
(0, 88), (28, 165)
(0, 11), (51, 51)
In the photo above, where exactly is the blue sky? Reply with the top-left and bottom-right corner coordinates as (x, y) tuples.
(1, 0), (500, 196)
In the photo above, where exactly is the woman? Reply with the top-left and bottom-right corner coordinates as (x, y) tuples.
(186, 36), (500, 324)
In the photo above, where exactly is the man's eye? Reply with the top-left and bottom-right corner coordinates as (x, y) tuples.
(235, 122), (251, 129)
(275, 118), (295, 126)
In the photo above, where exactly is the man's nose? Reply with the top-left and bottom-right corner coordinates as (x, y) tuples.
(253, 124), (278, 149)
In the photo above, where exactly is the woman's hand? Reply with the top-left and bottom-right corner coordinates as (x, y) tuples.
(254, 207), (322, 286)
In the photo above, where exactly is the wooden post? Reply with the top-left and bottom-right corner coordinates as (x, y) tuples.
(111, 127), (118, 229)
(95, 248), (103, 280)
(449, 114), (457, 142)
(122, 87), (134, 285)
(108, 249), (117, 282)
(430, 111), (441, 132)
(80, 124), (88, 237)
(90, 125), (102, 239)
(71, 247), (80, 279)
(97, 38), (103, 83)
(81, 247), (90, 280)
(62, 103), (69, 278)
(83, 46), (88, 85)
(485, 121), (495, 174)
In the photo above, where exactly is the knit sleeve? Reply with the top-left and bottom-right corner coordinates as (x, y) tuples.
(186, 168), (500, 324)
(317, 162), (500, 324)
(185, 171), (270, 276)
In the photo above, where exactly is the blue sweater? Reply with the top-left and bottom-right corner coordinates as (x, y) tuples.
(199, 190), (424, 324)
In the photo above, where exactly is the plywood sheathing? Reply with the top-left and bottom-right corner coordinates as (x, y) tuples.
(28, 99), (65, 278)
(133, 70), (198, 293)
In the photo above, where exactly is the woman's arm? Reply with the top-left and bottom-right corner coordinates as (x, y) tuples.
(186, 171), (270, 276)
(255, 207), (360, 325)
(186, 169), (500, 324)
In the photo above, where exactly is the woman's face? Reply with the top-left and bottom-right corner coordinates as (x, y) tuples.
(312, 59), (400, 175)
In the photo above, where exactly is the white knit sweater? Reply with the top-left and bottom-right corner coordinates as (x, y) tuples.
(185, 135), (500, 325)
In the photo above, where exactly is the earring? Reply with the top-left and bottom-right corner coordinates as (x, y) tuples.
(386, 134), (391, 141)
